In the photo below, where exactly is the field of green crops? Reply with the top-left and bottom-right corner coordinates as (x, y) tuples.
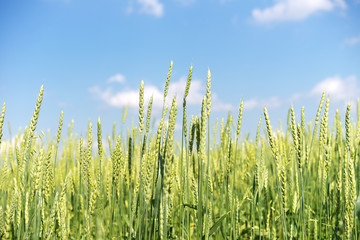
(1, 64), (360, 239)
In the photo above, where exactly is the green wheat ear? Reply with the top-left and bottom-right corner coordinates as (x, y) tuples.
(139, 80), (145, 133)
(29, 84), (44, 137)
(345, 103), (351, 150)
(0, 102), (5, 145)
(236, 100), (243, 137)
(145, 95), (153, 134)
(206, 69), (211, 116)
(97, 117), (103, 156)
(315, 91), (326, 125)
(183, 65), (193, 139)
(163, 60), (173, 102)
(56, 111), (63, 146)
(185, 65), (193, 99)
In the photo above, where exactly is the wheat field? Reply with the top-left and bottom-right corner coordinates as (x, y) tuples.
(1, 64), (360, 239)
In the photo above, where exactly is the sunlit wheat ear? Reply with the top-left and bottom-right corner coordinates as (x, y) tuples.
(349, 147), (356, 208)
(43, 148), (53, 204)
(184, 65), (192, 99)
(345, 104), (356, 235)
(190, 169), (198, 205)
(145, 95), (153, 134)
(139, 80), (145, 133)
(182, 67), (192, 138)
(264, 107), (277, 158)
(206, 69), (211, 116)
(164, 95), (177, 197)
(290, 107), (298, 144)
(316, 91), (326, 125)
(163, 61), (173, 102)
(155, 106), (168, 156)
(29, 85), (44, 137)
(183, 99), (188, 139)
(236, 100), (243, 137)
(297, 124), (303, 169)
(343, 149), (350, 238)
(290, 107), (303, 170)
(200, 96), (207, 162)
(280, 163), (287, 210)
(111, 136), (122, 186)
(324, 97), (329, 127)
(345, 103), (351, 150)
(97, 117), (103, 156)
(87, 121), (93, 153)
(335, 167), (342, 222)
(322, 99), (330, 197)
(0, 102), (5, 145)
(143, 151), (154, 203)
(56, 111), (63, 146)
(300, 106), (305, 134)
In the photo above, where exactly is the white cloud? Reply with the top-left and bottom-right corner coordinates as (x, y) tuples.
(242, 75), (358, 110)
(138, 0), (164, 17)
(311, 75), (358, 101)
(252, 0), (346, 24)
(108, 74), (126, 84)
(344, 35), (360, 46)
(90, 77), (232, 112)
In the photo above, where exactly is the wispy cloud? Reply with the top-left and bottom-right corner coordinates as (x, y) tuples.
(343, 35), (360, 46)
(310, 75), (358, 101)
(108, 74), (126, 84)
(252, 0), (346, 24)
(137, 0), (164, 17)
(243, 75), (358, 110)
(90, 77), (232, 112)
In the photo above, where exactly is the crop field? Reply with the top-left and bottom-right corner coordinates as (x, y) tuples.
(1, 64), (360, 239)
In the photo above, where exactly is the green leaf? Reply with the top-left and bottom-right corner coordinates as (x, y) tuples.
(183, 203), (197, 210)
(202, 211), (230, 239)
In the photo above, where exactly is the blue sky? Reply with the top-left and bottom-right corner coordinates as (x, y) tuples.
(0, 0), (360, 139)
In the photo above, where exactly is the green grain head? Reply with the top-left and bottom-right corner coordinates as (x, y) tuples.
(0, 102), (5, 146)
(139, 80), (145, 133)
